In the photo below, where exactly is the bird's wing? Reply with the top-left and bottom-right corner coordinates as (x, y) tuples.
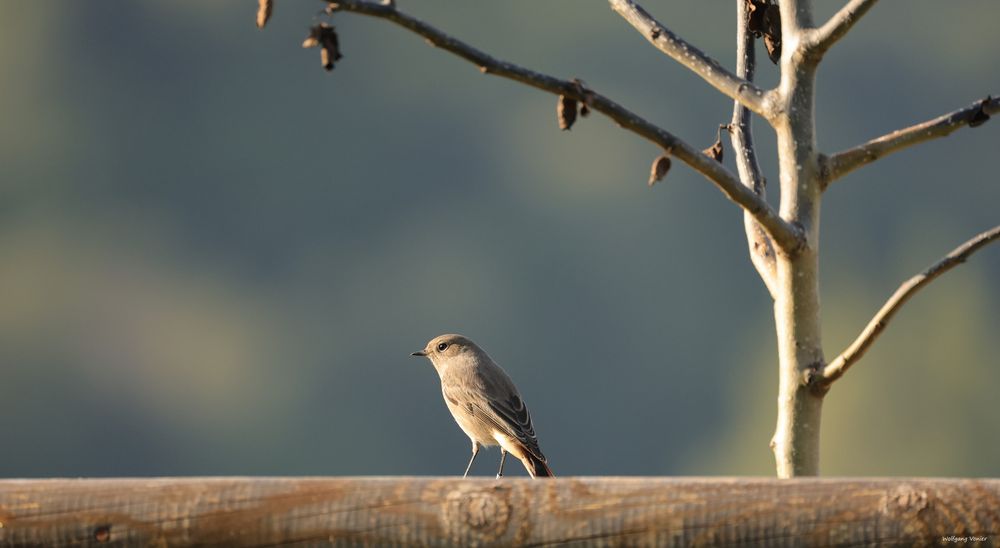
(485, 391), (546, 461)
(443, 381), (546, 462)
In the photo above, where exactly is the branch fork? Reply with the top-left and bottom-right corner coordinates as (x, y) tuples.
(608, 0), (775, 120)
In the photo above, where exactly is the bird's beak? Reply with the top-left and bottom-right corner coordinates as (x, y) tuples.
(411, 350), (427, 357)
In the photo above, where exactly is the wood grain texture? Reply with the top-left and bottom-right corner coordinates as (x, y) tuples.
(0, 477), (997, 546)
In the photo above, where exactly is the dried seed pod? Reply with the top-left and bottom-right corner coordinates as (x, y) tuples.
(579, 103), (590, 118)
(303, 24), (343, 71)
(256, 0), (273, 29)
(969, 96), (992, 128)
(557, 95), (578, 130)
(648, 154), (672, 187)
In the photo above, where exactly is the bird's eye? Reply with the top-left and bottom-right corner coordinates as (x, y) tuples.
(436, 342), (448, 351)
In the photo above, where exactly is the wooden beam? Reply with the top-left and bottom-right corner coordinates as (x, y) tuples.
(0, 477), (997, 545)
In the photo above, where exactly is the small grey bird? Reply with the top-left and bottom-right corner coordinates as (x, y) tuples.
(412, 334), (554, 479)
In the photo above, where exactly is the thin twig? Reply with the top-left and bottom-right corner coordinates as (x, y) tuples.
(608, 0), (773, 120)
(823, 96), (999, 186)
(818, 225), (1000, 387)
(326, 0), (804, 252)
(731, 0), (777, 297)
(808, 0), (880, 58)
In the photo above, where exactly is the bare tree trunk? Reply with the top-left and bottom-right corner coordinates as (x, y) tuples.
(770, 1), (825, 477)
(772, 249), (825, 477)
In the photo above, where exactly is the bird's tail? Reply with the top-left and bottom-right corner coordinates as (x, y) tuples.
(523, 453), (554, 478)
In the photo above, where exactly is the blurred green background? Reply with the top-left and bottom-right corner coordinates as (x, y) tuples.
(1, 1), (998, 478)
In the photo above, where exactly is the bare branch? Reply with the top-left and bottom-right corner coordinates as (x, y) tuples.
(818, 225), (1000, 387)
(808, 0), (879, 57)
(326, 0), (804, 252)
(823, 95), (998, 186)
(731, 0), (777, 298)
(608, 0), (773, 120)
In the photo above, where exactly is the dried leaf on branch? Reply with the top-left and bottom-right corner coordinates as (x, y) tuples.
(762, 4), (781, 63)
(704, 126), (726, 163)
(747, 0), (781, 64)
(303, 23), (343, 72)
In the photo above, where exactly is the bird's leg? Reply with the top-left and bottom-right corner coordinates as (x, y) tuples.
(463, 441), (480, 478)
(496, 448), (507, 479)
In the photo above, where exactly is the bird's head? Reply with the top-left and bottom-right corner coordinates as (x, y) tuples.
(411, 333), (480, 371)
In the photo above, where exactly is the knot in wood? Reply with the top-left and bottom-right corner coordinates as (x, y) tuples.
(443, 486), (512, 544)
(880, 483), (930, 519)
